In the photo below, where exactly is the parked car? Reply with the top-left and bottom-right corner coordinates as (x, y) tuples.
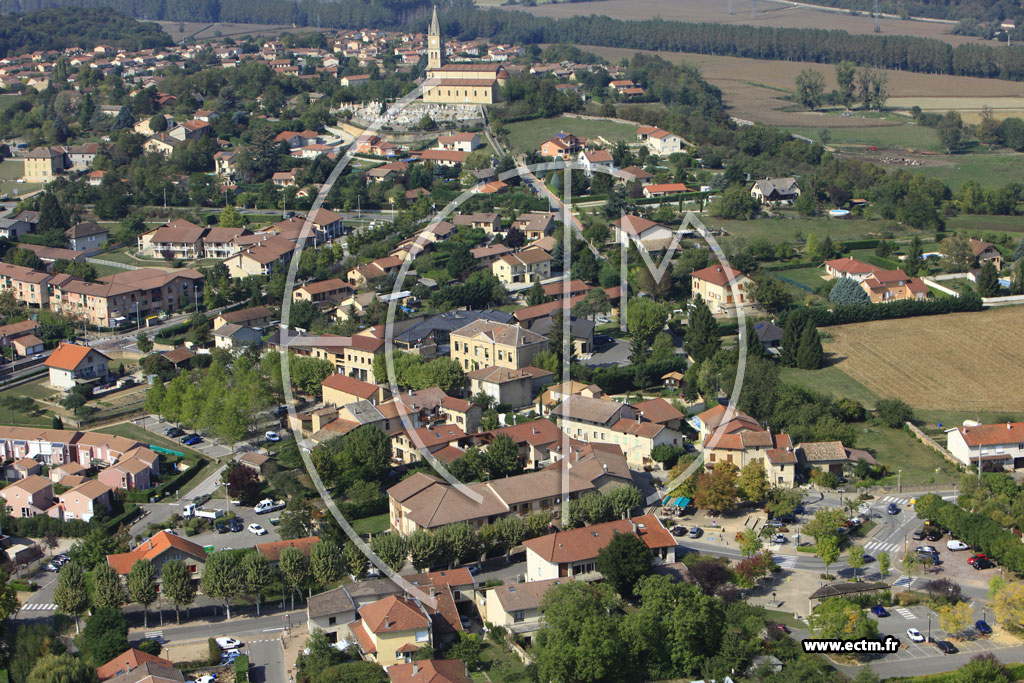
(215, 637), (241, 650)
(215, 523), (229, 534)
(189, 676), (217, 683)
(912, 528), (926, 541)
(914, 546), (938, 555)
(967, 553), (990, 567)
(269, 517), (280, 526)
(773, 534), (787, 544)
(887, 503), (899, 515)
(907, 628), (924, 643)
(772, 623), (789, 634)
(265, 431), (281, 442)
(925, 530), (943, 542)
(44, 563), (60, 572)
(935, 640), (957, 654)
(165, 427), (185, 438)
(793, 505), (805, 515)
(221, 650), (241, 665)
(861, 554), (874, 563)
(671, 526), (687, 537)
(182, 434), (202, 446)
(688, 527), (703, 539)
(870, 605), (889, 617)
(766, 519), (783, 528)
(973, 558), (994, 570)
(460, 616), (471, 630)
(976, 620), (992, 635)
(248, 523), (267, 536)
(946, 540), (969, 551)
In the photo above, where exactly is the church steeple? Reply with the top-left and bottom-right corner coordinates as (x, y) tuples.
(427, 5), (443, 71)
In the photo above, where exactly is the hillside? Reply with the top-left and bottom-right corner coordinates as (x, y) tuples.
(0, 8), (171, 58)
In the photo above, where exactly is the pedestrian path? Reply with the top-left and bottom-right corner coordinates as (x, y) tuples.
(144, 631), (164, 642)
(893, 576), (917, 588)
(879, 496), (913, 506)
(865, 540), (901, 553)
(894, 607), (917, 620)
(20, 603), (55, 611)
(776, 556), (797, 569)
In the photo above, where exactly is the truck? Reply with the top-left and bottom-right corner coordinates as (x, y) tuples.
(182, 503), (224, 520)
(253, 498), (286, 515)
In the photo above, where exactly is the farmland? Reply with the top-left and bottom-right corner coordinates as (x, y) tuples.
(504, 115), (637, 153)
(514, 0), (982, 45)
(824, 307), (1024, 412)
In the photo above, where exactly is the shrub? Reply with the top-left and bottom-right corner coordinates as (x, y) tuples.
(137, 639), (161, 656)
(207, 638), (220, 666)
(234, 655), (250, 682)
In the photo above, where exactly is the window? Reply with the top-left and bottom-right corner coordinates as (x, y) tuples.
(415, 630), (430, 643)
(513, 610), (525, 623)
(328, 616), (336, 626)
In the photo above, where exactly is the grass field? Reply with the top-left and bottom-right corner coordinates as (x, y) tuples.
(504, 116), (636, 153)
(350, 513), (389, 535)
(775, 266), (824, 292)
(824, 307), (1024, 412)
(787, 124), (942, 152)
(779, 365), (881, 409)
(909, 152), (1024, 190)
(0, 159), (41, 198)
(710, 214), (886, 247)
(857, 424), (953, 485)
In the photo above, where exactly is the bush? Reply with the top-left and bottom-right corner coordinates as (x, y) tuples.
(896, 591), (927, 606)
(915, 494), (1024, 573)
(137, 639), (162, 656)
(781, 290), (983, 329)
(8, 580), (36, 592)
(234, 655), (250, 682)
(876, 398), (914, 428)
(207, 638), (220, 666)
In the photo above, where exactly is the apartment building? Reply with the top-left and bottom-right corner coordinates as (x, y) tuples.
(450, 320), (546, 372)
(50, 268), (204, 328)
(0, 263), (53, 307)
(491, 248), (552, 286)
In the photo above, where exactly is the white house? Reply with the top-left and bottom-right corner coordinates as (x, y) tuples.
(947, 422), (1024, 470)
(577, 149), (615, 177)
(44, 343), (110, 391)
(611, 215), (673, 251)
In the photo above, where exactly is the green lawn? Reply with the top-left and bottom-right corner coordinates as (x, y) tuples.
(1, 378), (59, 402)
(710, 215), (885, 247)
(787, 123), (942, 152)
(945, 213), (1024, 237)
(775, 266), (824, 290)
(470, 641), (529, 682)
(91, 263), (131, 278)
(779, 365), (880, 409)
(0, 159), (41, 198)
(910, 152), (1024, 190)
(847, 249), (901, 270)
(504, 116), (637, 153)
(856, 425), (954, 486)
(350, 513), (389, 535)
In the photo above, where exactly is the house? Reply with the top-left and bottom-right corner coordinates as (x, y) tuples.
(238, 451), (270, 479)
(690, 265), (753, 315)
(349, 595), (434, 667)
(97, 450), (158, 491)
(214, 306), (273, 330)
(0, 216), (32, 240)
(550, 395), (633, 443)
(823, 258), (879, 282)
(528, 315), (594, 356)
(436, 132), (481, 152)
(97, 648), (175, 682)
(750, 178), (801, 205)
(161, 346), (194, 370)
(142, 133), (181, 157)
(754, 321), (784, 350)
(307, 583), (359, 644)
(577, 149), (615, 177)
(106, 530), (206, 581)
(24, 146), (68, 182)
(618, 165), (653, 184)
(0, 474), (54, 517)
(347, 255), (403, 286)
(471, 244), (512, 266)
(366, 162), (409, 183)
(213, 323), (263, 350)
(491, 249), (552, 286)
(612, 215), (673, 252)
(388, 660), (472, 683)
(450, 319), (547, 372)
(859, 269), (929, 303)
(137, 220), (206, 259)
(523, 515), (676, 582)
(479, 578), (564, 644)
(795, 441), (863, 478)
(643, 182), (689, 198)
(417, 149), (467, 167)
(947, 422), (1024, 470)
(391, 424), (467, 465)
(65, 222), (108, 251)
(104, 661), (185, 683)
(224, 235), (296, 278)
(293, 278), (353, 307)
(440, 396), (482, 435)
(970, 239), (1003, 270)
(256, 536), (320, 566)
(50, 462), (86, 485)
(536, 380), (604, 416)
(539, 132), (582, 160)
(452, 212), (502, 235)
(467, 365), (553, 410)
(6, 457), (41, 481)
(636, 126), (683, 156)
(44, 342), (110, 391)
(50, 479), (113, 522)
(322, 373), (387, 407)
(706, 429), (798, 488)
(511, 212), (554, 242)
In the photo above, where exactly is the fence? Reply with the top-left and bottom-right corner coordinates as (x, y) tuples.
(905, 421), (961, 468)
(920, 277), (961, 298)
(87, 257), (139, 270)
(776, 275), (814, 293)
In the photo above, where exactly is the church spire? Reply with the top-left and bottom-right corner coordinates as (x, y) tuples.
(430, 5), (440, 37)
(427, 5), (444, 71)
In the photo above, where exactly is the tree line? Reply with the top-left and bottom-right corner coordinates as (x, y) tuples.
(0, 7), (169, 58)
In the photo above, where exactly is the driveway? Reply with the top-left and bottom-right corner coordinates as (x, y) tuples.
(583, 337), (630, 367)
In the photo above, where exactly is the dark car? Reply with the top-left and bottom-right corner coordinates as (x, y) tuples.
(870, 605), (889, 618)
(862, 554), (874, 563)
(912, 528), (926, 541)
(671, 526), (687, 537)
(273, 405), (288, 417)
(228, 518), (244, 533)
(215, 523), (229, 534)
(925, 530), (943, 542)
(973, 558), (994, 570)
(976, 620), (992, 635)
(165, 427), (185, 438)
(182, 434), (203, 446)
(935, 640), (957, 654)
(594, 334), (614, 346)
(887, 503), (899, 515)
(793, 505), (805, 515)
(779, 515), (797, 525)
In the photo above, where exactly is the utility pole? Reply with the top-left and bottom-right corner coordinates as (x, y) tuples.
(728, 0), (733, 15)
(874, 0), (879, 32)
(897, 469), (902, 494)
(751, 0), (756, 19)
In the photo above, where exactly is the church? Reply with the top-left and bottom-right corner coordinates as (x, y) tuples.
(422, 6), (509, 104)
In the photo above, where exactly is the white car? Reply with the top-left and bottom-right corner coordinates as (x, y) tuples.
(907, 628), (925, 643)
(265, 431), (281, 442)
(191, 676), (217, 683)
(248, 523), (267, 536)
(947, 540), (969, 551)
(215, 637), (241, 650)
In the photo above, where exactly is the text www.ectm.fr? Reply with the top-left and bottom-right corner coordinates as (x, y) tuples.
(803, 637), (902, 654)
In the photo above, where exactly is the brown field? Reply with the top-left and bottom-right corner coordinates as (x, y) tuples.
(513, 0), (984, 45)
(155, 21), (318, 44)
(824, 307), (1024, 412)
(574, 45), (1024, 127)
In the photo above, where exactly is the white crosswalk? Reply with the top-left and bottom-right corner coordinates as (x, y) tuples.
(776, 556), (797, 569)
(20, 603), (56, 611)
(895, 607), (917, 620)
(144, 631), (164, 641)
(893, 576), (917, 588)
(864, 540), (901, 553)
(880, 496), (912, 505)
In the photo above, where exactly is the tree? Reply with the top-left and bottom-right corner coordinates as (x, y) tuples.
(627, 298), (667, 363)
(878, 551), (891, 578)
(795, 323), (823, 370)
(201, 551), (244, 619)
(407, 529), (441, 571)
(925, 578), (963, 604)
(78, 606), (129, 667)
(225, 464), (262, 506)
(127, 559), (158, 629)
(371, 533), (408, 573)
(527, 280), (548, 306)
(954, 654), (1011, 683)
(26, 654), (98, 683)
(829, 277), (870, 305)
(299, 628), (348, 682)
(343, 541), (368, 579)
(53, 561), (88, 633)
(836, 61), (857, 107)
(241, 550), (271, 617)
(220, 205), (245, 228)
(809, 597), (876, 640)
(280, 546), (311, 610)
(694, 462), (739, 514)
(977, 260), (1000, 297)
(684, 294), (719, 364)
(817, 535), (840, 578)
(606, 484), (643, 519)
(596, 530), (653, 597)
(311, 539), (343, 587)
(937, 601), (973, 636)
(136, 332), (153, 353)
(847, 546), (865, 581)
(161, 558), (195, 624)
(795, 69), (825, 111)
(937, 111), (966, 153)
(709, 186), (759, 219)
(749, 271), (792, 312)
(448, 632), (484, 670)
(566, 492), (615, 529)
(737, 529), (763, 558)
(876, 398), (913, 428)
(737, 460), (768, 503)
(534, 582), (628, 683)
(91, 563), (127, 610)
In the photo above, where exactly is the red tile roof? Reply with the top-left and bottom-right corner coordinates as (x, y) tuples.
(388, 659), (472, 683)
(322, 373), (379, 399)
(956, 422), (1024, 447)
(256, 535), (320, 562)
(44, 342), (105, 370)
(523, 515), (675, 563)
(359, 594), (431, 634)
(690, 265), (747, 287)
(97, 648), (174, 681)
(106, 531), (206, 575)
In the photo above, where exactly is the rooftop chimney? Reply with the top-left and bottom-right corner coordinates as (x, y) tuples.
(630, 520), (637, 533)
(602, 463), (608, 472)
(1008, 422), (1013, 430)
(412, 663), (419, 675)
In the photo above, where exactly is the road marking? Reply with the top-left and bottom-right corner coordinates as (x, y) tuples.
(262, 627), (286, 632)
(776, 556), (797, 569)
(22, 603), (56, 611)
(144, 631), (164, 640)
(895, 607), (917, 620)
(865, 541), (900, 552)
(893, 576), (916, 588)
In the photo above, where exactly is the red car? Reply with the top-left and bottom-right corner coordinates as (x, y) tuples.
(773, 624), (789, 634)
(967, 554), (989, 566)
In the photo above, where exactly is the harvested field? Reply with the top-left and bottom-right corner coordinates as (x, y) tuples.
(824, 307), (1024, 412)
(572, 46), (1024, 127)
(155, 21), (315, 44)
(513, 0), (982, 45)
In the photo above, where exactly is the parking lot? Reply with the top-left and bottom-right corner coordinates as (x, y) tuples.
(869, 603), (1013, 663)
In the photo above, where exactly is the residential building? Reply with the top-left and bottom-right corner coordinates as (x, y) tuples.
(106, 530), (206, 582)
(643, 182), (690, 198)
(256, 536), (320, 567)
(64, 221), (108, 251)
(860, 269), (929, 303)
(452, 212), (501, 235)
(391, 424), (467, 465)
(44, 342), (110, 390)
(322, 373), (387, 407)
(224, 235), (296, 278)
(97, 449), (159, 491)
(612, 215), (674, 252)
(823, 258), (879, 282)
(97, 648), (175, 682)
(293, 278), (353, 307)
(450, 320), (547, 372)
(511, 212), (554, 242)
(523, 515), (676, 582)
(137, 220), (206, 259)
(690, 265), (752, 315)
(528, 315), (594, 356)
(0, 263), (53, 307)
(436, 132), (481, 152)
(6, 457), (41, 481)
(970, 238), (1003, 270)
(491, 248), (552, 285)
(50, 268), (204, 328)
(0, 474), (54, 517)
(104, 661), (184, 683)
(388, 660), (472, 683)
(213, 323), (263, 350)
(50, 479), (113, 522)
(794, 441), (858, 478)
(467, 365), (553, 410)
(636, 126), (683, 155)
(750, 177), (801, 204)
(214, 306), (273, 330)
(551, 395), (633, 443)
(24, 146), (68, 182)
(947, 422), (1024, 470)
(539, 132), (583, 160)
(577, 149), (615, 176)
(478, 579), (564, 644)
(349, 595), (433, 667)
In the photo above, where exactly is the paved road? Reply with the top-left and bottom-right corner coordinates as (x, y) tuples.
(128, 610), (302, 644)
(583, 337), (630, 367)
(248, 637), (287, 683)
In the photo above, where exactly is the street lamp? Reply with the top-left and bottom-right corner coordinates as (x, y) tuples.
(898, 469), (902, 494)
(772, 591), (777, 607)
(928, 613), (932, 642)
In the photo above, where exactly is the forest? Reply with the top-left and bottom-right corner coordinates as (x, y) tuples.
(759, 0), (1023, 24)
(0, 7), (170, 57)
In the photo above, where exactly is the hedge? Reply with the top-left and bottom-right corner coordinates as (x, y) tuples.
(123, 457), (209, 504)
(578, 356), (687, 395)
(781, 290), (983, 328)
(0, 514), (90, 538)
(8, 580), (36, 592)
(234, 655), (250, 683)
(914, 494), (1024, 574)
(105, 503), (141, 534)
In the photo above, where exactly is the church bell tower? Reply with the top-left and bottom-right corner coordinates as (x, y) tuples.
(427, 5), (444, 71)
